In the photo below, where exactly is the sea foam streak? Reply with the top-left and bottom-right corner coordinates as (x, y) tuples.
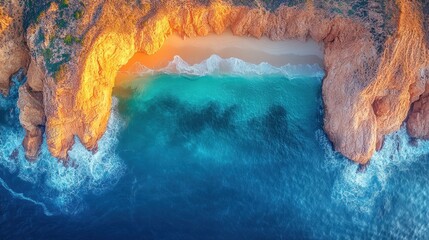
(0, 177), (53, 216)
(0, 74), (125, 215)
(127, 55), (325, 78)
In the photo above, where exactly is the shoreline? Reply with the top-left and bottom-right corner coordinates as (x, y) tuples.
(116, 31), (324, 85)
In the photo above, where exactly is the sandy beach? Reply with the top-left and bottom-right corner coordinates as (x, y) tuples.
(116, 31), (324, 84)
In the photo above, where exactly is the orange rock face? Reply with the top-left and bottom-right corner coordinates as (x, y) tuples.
(0, 0), (38, 160)
(408, 69), (429, 139)
(324, 0), (429, 164)
(22, 128), (43, 161)
(322, 17), (379, 164)
(18, 82), (45, 160)
(0, 1), (30, 96)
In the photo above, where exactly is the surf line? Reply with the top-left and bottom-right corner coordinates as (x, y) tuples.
(0, 176), (53, 216)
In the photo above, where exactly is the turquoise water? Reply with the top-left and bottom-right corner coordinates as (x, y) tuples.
(1, 58), (429, 239)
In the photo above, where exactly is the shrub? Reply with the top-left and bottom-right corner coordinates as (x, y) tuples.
(64, 35), (73, 45)
(56, 19), (67, 29)
(59, 0), (69, 9)
(42, 48), (53, 60)
(73, 10), (84, 20)
(64, 35), (81, 45)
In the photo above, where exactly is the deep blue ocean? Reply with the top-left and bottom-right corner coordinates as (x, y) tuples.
(1, 57), (429, 239)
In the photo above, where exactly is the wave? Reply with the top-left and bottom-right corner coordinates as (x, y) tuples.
(127, 54), (325, 79)
(317, 126), (429, 215)
(0, 70), (24, 110)
(0, 75), (125, 215)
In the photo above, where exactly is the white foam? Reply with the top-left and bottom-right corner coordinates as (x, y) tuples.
(130, 55), (325, 79)
(319, 126), (429, 215)
(0, 71), (23, 109)
(0, 95), (125, 215)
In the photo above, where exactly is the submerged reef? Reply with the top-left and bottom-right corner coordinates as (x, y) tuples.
(0, 0), (428, 164)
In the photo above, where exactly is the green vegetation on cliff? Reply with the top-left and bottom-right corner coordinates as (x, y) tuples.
(24, 0), (52, 29)
(64, 35), (81, 45)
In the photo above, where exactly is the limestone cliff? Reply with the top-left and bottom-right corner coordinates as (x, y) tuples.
(408, 68), (429, 139)
(1, 0), (428, 164)
(324, 0), (429, 163)
(0, 1), (30, 96)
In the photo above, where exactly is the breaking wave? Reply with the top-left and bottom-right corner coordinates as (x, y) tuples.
(316, 126), (429, 217)
(126, 54), (325, 79)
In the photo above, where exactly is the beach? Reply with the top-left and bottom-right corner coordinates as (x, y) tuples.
(116, 31), (323, 84)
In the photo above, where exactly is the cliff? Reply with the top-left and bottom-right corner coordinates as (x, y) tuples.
(0, 1), (30, 96)
(1, 0), (428, 164)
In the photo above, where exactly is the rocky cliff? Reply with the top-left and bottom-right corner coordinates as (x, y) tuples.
(1, 0), (428, 164)
(0, 1), (30, 96)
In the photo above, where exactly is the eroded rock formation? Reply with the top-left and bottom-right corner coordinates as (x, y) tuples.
(324, 0), (429, 163)
(1, 0), (428, 164)
(408, 68), (429, 139)
(17, 60), (46, 160)
(0, 1), (30, 96)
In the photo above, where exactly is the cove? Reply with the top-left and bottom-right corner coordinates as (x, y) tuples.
(112, 65), (328, 238)
(109, 61), (429, 239)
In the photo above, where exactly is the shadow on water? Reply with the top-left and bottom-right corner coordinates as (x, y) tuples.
(110, 73), (324, 238)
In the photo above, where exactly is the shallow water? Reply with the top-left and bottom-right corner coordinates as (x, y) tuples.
(1, 59), (429, 239)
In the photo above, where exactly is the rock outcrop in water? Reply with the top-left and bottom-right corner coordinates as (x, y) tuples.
(0, 0), (428, 164)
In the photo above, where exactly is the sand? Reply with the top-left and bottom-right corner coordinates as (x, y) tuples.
(116, 31), (324, 84)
